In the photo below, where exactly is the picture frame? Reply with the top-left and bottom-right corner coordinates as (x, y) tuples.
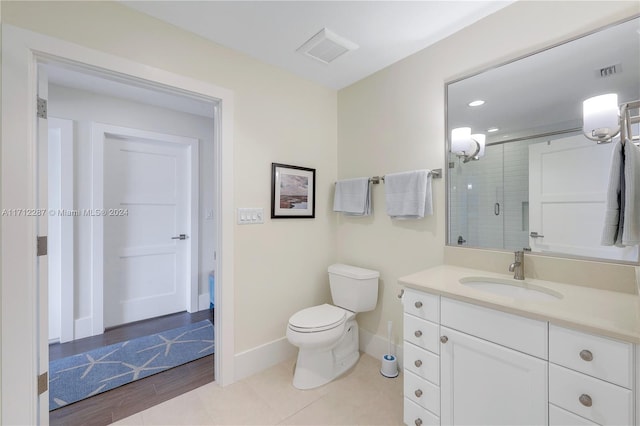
(271, 163), (316, 219)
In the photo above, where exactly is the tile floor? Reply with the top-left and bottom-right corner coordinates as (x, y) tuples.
(113, 353), (404, 425)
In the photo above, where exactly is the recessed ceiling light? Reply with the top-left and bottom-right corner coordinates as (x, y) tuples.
(487, 127), (499, 133)
(468, 100), (485, 107)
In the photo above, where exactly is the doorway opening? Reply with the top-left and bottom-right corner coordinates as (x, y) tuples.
(40, 59), (218, 421)
(2, 25), (235, 424)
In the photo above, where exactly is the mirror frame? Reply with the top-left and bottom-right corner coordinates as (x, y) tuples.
(444, 14), (640, 265)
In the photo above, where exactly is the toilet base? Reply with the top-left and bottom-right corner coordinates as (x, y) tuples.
(292, 320), (359, 390)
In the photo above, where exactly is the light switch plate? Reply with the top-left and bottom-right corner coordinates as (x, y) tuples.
(237, 208), (264, 224)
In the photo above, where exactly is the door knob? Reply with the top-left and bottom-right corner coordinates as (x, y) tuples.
(440, 336), (449, 344)
(414, 359), (422, 367)
(171, 234), (187, 240)
(414, 389), (423, 398)
(414, 301), (423, 308)
(414, 330), (422, 338)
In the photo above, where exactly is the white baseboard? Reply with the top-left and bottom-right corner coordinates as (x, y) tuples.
(234, 337), (297, 382)
(359, 327), (403, 369)
(74, 316), (93, 340)
(198, 293), (211, 311)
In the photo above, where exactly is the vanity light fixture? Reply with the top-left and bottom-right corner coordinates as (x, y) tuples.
(583, 93), (620, 143)
(451, 127), (485, 163)
(583, 94), (640, 144)
(468, 100), (485, 107)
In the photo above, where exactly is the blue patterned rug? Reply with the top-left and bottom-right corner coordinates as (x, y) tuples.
(49, 319), (214, 410)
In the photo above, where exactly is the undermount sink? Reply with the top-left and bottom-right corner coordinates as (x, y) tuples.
(459, 277), (563, 301)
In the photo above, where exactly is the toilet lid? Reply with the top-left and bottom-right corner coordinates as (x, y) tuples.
(289, 304), (347, 332)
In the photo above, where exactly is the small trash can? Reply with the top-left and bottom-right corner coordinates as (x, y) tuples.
(208, 271), (215, 309)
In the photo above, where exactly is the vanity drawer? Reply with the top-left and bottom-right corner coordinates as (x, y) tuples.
(404, 342), (439, 385)
(404, 289), (439, 323)
(404, 314), (439, 354)
(549, 324), (632, 388)
(404, 370), (440, 416)
(404, 398), (439, 426)
(440, 297), (547, 359)
(549, 364), (632, 426)
(549, 404), (598, 426)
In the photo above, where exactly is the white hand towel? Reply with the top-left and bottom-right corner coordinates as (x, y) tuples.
(622, 140), (640, 246)
(385, 170), (432, 219)
(602, 140), (640, 247)
(333, 177), (372, 216)
(601, 140), (623, 246)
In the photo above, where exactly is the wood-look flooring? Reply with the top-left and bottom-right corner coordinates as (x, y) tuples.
(49, 309), (214, 426)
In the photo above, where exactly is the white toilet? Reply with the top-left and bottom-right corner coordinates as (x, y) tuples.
(286, 263), (379, 390)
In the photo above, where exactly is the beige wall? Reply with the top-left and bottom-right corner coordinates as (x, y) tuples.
(337, 1), (640, 339)
(3, 1), (338, 353)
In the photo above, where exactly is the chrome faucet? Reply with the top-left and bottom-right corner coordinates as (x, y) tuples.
(509, 251), (525, 280)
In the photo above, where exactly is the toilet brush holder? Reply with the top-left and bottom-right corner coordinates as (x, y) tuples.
(380, 354), (399, 378)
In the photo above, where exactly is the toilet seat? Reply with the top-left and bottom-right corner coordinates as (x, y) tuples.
(288, 304), (347, 333)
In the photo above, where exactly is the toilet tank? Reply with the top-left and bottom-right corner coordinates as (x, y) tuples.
(328, 264), (379, 312)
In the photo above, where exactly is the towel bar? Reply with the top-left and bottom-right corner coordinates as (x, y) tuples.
(369, 168), (442, 184)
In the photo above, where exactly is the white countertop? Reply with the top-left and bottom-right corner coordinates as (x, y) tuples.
(399, 264), (640, 344)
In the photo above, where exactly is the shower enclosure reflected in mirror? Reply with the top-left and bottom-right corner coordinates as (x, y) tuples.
(446, 16), (640, 263)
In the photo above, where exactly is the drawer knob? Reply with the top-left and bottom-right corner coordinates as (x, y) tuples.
(579, 349), (593, 362)
(414, 359), (423, 368)
(415, 419), (423, 426)
(579, 394), (593, 407)
(440, 335), (449, 344)
(414, 330), (423, 338)
(415, 389), (423, 398)
(414, 301), (423, 308)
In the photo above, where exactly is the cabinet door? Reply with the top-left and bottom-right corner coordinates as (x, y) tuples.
(440, 327), (548, 426)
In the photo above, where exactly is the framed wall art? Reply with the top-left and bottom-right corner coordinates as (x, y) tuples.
(271, 163), (316, 219)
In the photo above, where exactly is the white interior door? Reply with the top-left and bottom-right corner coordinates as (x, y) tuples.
(102, 127), (197, 328)
(529, 135), (638, 261)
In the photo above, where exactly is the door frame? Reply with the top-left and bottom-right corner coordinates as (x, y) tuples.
(47, 117), (75, 344)
(1, 24), (236, 425)
(92, 123), (200, 334)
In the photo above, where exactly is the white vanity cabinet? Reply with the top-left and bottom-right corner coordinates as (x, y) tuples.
(403, 289), (441, 426)
(402, 287), (638, 426)
(548, 325), (634, 425)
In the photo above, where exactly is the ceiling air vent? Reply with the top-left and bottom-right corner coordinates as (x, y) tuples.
(596, 63), (622, 78)
(296, 28), (358, 64)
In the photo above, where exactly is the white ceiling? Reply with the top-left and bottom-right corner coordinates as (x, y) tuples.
(448, 17), (640, 142)
(121, 1), (513, 90)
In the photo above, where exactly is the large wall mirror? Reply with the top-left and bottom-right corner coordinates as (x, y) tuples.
(446, 16), (639, 263)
